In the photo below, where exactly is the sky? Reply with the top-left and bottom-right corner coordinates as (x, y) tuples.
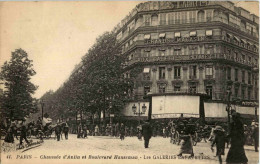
(0, 1), (259, 99)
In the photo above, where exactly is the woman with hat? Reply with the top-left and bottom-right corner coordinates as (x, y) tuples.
(226, 112), (248, 164)
(211, 126), (225, 164)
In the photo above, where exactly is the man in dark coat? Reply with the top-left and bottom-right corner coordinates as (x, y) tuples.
(19, 122), (30, 146)
(252, 123), (259, 152)
(63, 123), (69, 140)
(142, 121), (152, 148)
(55, 124), (62, 141)
(226, 112), (248, 164)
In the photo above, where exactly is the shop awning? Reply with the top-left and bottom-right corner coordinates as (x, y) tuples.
(159, 33), (166, 38)
(144, 34), (151, 40)
(206, 30), (213, 36)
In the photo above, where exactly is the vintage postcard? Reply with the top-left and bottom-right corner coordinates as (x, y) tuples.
(0, 1), (259, 164)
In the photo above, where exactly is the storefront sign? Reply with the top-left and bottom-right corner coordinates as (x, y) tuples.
(241, 101), (258, 106)
(152, 113), (199, 119)
(144, 36), (208, 45)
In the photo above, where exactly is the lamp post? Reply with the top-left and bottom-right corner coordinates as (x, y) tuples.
(226, 86), (232, 133)
(132, 103), (147, 124)
(40, 100), (44, 120)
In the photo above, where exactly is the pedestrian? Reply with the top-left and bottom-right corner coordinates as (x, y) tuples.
(55, 124), (62, 141)
(130, 126), (134, 137)
(137, 124), (142, 140)
(63, 123), (69, 140)
(94, 125), (99, 136)
(120, 123), (125, 140)
(19, 121), (30, 148)
(83, 125), (88, 138)
(226, 112), (248, 164)
(4, 125), (14, 144)
(77, 123), (82, 138)
(141, 120), (152, 148)
(177, 125), (194, 157)
(211, 126), (225, 164)
(252, 123), (259, 152)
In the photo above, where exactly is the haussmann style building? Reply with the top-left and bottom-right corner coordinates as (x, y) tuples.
(113, 1), (259, 122)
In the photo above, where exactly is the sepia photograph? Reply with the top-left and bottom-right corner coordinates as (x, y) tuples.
(0, 1), (259, 164)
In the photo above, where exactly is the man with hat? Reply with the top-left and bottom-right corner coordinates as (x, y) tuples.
(211, 126), (225, 164)
(226, 112), (248, 164)
(252, 122), (259, 152)
(141, 120), (152, 148)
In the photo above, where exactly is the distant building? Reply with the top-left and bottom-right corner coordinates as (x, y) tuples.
(114, 1), (259, 121)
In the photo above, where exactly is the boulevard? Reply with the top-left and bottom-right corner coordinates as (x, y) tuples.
(2, 134), (259, 164)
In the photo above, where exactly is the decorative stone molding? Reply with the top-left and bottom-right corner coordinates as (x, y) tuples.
(156, 80), (168, 85)
(152, 67), (157, 72)
(167, 67), (172, 71)
(182, 66), (188, 71)
(172, 80), (183, 86)
(199, 66), (204, 71)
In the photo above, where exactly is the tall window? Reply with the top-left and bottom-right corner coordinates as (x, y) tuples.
(160, 13), (166, 25)
(174, 67), (181, 79)
(206, 66), (213, 78)
(181, 11), (187, 24)
(175, 12), (181, 24)
(144, 15), (151, 26)
(213, 10), (219, 21)
(206, 11), (212, 22)
(159, 67), (166, 79)
(168, 12), (174, 24)
(143, 68), (150, 80)
(144, 86), (150, 96)
(235, 87), (239, 98)
(242, 71), (245, 83)
(248, 89), (251, 100)
(197, 10), (205, 22)
(174, 47), (181, 55)
(206, 86), (213, 99)
(248, 72), (251, 84)
(190, 66), (197, 79)
(189, 11), (196, 23)
(151, 14), (158, 26)
(227, 67), (231, 80)
(241, 88), (245, 99)
(235, 69), (238, 81)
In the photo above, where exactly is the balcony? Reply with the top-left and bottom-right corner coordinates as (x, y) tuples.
(125, 53), (259, 69)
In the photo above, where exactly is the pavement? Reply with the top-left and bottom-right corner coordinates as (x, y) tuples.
(1, 134), (259, 164)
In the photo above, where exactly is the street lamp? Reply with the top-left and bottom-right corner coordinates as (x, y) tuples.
(132, 103), (147, 124)
(40, 100), (44, 120)
(226, 86), (232, 133)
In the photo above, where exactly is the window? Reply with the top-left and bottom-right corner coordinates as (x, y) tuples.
(189, 11), (196, 23)
(168, 13), (174, 25)
(190, 31), (197, 37)
(242, 71), (245, 83)
(197, 10), (205, 22)
(174, 67), (181, 79)
(160, 13), (166, 25)
(206, 86), (213, 99)
(255, 90), (258, 100)
(248, 89), (251, 100)
(174, 47), (182, 55)
(206, 11), (212, 22)
(189, 85), (197, 93)
(174, 32), (181, 38)
(143, 68), (150, 80)
(151, 14), (158, 26)
(227, 67), (231, 80)
(144, 86), (150, 96)
(174, 86), (181, 92)
(181, 11), (187, 24)
(206, 30), (213, 36)
(248, 72), (251, 84)
(158, 84), (166, 93)
(213, 10), (219, 21)
(159, 67), (166, 79)
(241, 88), (245, 99)
(235, 69), (238, 81)
(190, 66), (197, 79)
(235, 87), (239, 98)
(206, 66), (213, 78)
(144, 15), (151, 26)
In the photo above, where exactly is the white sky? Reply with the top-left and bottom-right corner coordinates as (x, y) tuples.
(0, 1), (259, 99)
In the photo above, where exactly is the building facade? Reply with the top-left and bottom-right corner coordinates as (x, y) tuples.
(114, 1), (259, 120)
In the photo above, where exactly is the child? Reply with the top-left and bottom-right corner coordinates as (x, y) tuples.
(211, 126), (225, 164)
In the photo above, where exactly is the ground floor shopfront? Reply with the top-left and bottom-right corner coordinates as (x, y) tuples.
(120, 94), (258, 123)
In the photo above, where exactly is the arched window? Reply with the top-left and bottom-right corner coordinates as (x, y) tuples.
(240, 20), (246, 32)
(197, 10), (205, 22)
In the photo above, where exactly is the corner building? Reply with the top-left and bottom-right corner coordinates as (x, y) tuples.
(114, 1), (259, 121)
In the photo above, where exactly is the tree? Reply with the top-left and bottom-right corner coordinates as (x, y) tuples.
(0, 49), (38, 120)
